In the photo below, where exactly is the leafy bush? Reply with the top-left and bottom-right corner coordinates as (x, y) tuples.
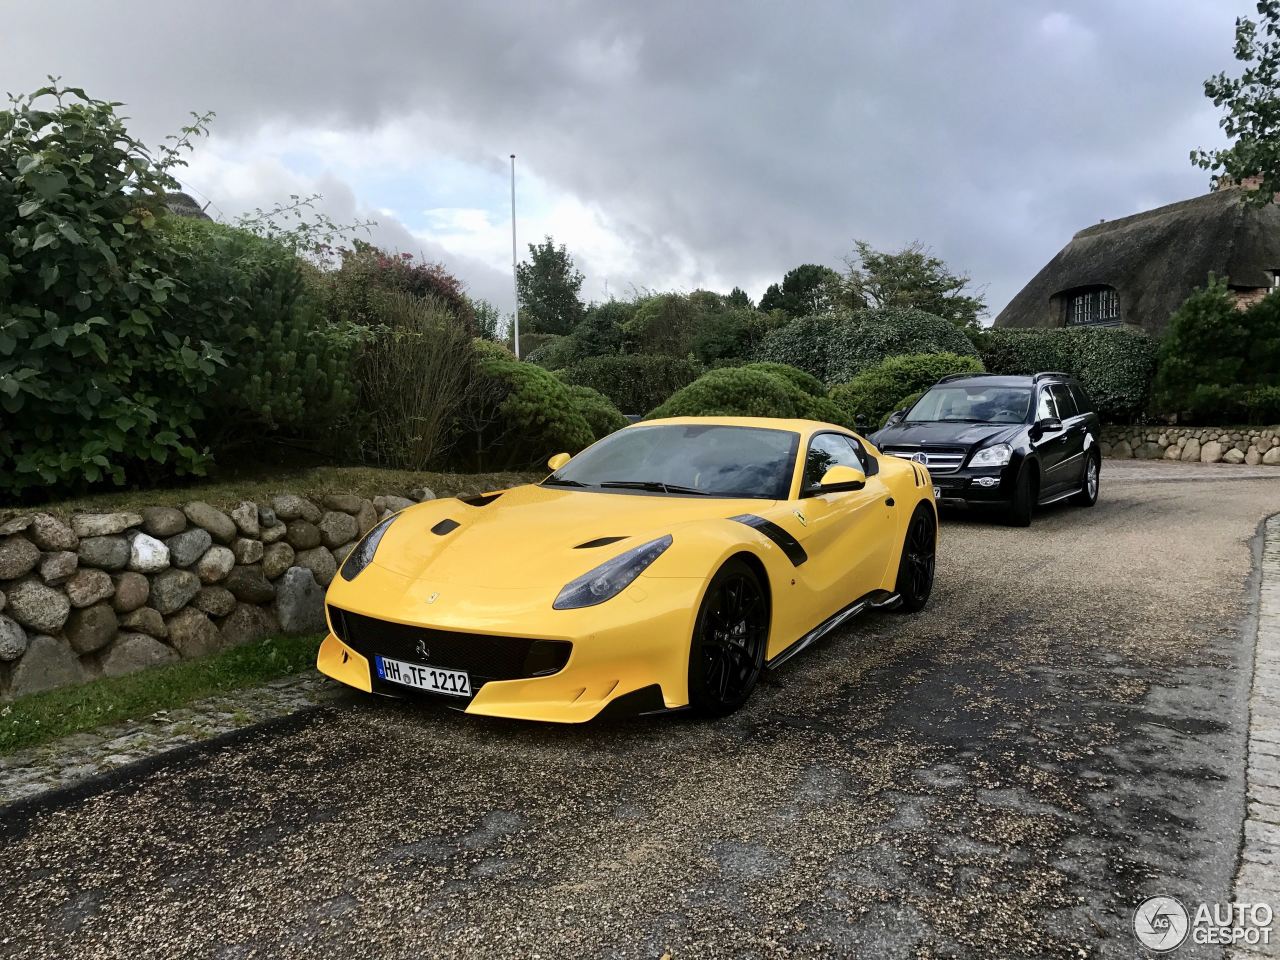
(525, 334), (579, 371)
(0, 84), (222, 495)
(352, 292), (475, 470)
(565, 384), (629, 441)
(322, 240), (475, 332)
(160, 217), (356, 452)
(561, 354), (702, 413)
(831, 352), (985, 428)
(739, 362), (827, 396)
(756, 307), (979, 384)
(980, 326), (1157, 421)
(646, 367), (853, 427)
(1153, 277), (1280, 422)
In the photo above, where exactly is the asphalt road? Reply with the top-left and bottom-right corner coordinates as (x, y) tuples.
(2, 464), (1278, 959)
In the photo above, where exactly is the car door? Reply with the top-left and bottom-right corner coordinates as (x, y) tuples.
(1032, 386), (1071, 496)
(1047, 382), (1087, 489)
(777, 432), (896, 623)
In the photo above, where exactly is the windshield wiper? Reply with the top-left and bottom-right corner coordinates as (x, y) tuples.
(598, 480), (709, 495)
(542, 477), (588, 487)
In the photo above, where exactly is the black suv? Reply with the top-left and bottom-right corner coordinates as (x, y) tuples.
(868, 372), (1101, 526)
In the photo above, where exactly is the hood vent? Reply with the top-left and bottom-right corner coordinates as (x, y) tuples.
(459, 492), (502, 507)
(431, 518), (460, 536)
(575, 536), (628, 549)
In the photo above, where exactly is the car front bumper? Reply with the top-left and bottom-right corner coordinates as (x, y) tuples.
(317, 561), (709, 723)
(928, 467), (1014, 508)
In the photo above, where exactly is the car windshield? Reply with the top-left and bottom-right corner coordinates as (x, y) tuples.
(905, 385), (1032, 424)
(545, 424), (799, 499)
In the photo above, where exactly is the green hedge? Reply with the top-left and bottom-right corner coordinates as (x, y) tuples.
(831, 352), (985, 428)
(564, 384), (629, 440)
(756, 307), (979, 385)
(739, 362), (827, 396)
(979, 326), (1156, 421)
(645, 367), (852, 427)
(561, 354), (702, 414)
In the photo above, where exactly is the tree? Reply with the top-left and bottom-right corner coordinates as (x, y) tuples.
(758, 263), (841, 318)
(1194, 1), (1280, 204)
(840, 240), (986, 329)
(516, 236), (585, 335)
(726, 286), (754, 309)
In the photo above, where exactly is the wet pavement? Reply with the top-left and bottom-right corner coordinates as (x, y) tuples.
(1, 463), (1277, 959)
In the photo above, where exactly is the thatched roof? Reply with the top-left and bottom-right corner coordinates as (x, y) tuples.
(994, 185), (1280, 334)
(163, 190), (212, 220)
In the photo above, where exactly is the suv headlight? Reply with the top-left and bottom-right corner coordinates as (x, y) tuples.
(553, 535), (673, 610)
(969, 443), (1012, 468)
(339, 514), (399, 581)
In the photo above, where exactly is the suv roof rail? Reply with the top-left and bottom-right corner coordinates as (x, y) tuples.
(1032, 371), (1072, 382)
(934, 372), (999, 384)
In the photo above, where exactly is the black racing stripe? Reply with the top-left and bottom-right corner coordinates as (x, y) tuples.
(728, 514), (808, 567)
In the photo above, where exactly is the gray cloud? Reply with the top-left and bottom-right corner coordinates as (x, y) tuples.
(3, 0), (1241, 315)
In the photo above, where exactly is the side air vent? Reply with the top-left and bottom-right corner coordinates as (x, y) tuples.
(459, 492), (502, 507)
(431, 519), (460, 536)
(575, 536), (628, 549)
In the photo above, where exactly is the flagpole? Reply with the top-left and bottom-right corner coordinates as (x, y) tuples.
(510, 153), (519, 358)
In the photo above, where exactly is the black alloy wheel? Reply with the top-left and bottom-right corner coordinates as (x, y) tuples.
(688, 558), (768, 716)
(1005, 463), (1036, 527)
(893, 506), (936, 613)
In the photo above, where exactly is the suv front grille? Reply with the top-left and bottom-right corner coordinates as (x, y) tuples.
(328, 606), (571, 691)
(883, 447), (967, 474)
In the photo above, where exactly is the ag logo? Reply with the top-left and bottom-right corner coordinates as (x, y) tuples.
(1133, 896), (1190, 952)
(911, 452), (928, 465)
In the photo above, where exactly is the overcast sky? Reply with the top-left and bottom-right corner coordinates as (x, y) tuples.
(3, 1), (1244, 320)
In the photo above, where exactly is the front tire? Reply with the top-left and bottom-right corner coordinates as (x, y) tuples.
(688, 558), (768, 717)
(893, 505), (936, 612)
(1070, 452), (1100, 507)
(1005, 462), (1036, 527)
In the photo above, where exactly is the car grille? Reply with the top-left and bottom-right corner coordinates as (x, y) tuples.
(883, 447), (968, 474)
(328, 606), (571, 690)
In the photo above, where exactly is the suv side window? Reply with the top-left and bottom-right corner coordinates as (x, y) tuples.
(803, 433), (864, 489)
(1035, 388), (1057, 422)
(1049, 383), (1078, 418)
(1070, 383), (1094, 414)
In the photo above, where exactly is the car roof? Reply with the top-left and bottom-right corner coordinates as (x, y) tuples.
(932, 374), (1067, 388)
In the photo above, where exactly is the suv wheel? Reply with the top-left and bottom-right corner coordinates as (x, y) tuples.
(1070, 452), (1100, 507)
(1005, 463), (1036, 527)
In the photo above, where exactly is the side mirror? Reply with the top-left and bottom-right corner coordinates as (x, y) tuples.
(1035, 417), (1063, 434)
(547, 452), (572, 472)
(816, 464), (867, 493)
(884, 409), (907, 428)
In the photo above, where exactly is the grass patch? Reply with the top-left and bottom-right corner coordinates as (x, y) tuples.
(1, 466), (542, 519)
(0, 633), (324, 756)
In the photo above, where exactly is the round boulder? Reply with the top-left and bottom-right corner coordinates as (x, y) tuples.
(192, 586), (237, 617)
(67, 568), (115, 608)
(271, 494), (321, 524)
(71, 512), (142, 538)
(196, 545), (236, 584)
(220, 603), (280, 648)
(140, 506), (187, 538)
(38, 550), (78, 585)
(65, 602), (119, 655)
(182, 502), (237, 544)
(232, 537), (264, 565)
(295, 546), (338, 587)
(150, 569), (201, 615)
(274, 567), (326, 634)
(29, 513), (78, 551)
(7, 579), (72, 633)
(261, 523), (288, 545)
(78, 535), (130, 571)
(286, 520), (322, 551)
(101, 633), (178, 678)
(0, 613), (28, 661)
(318, 511), (359, 549)
(110, 571), (150, 613)
(230, 501), (260, 538)
(166, 607), (221, 659)
(120, 606), (167, 639)
(261, 542), (295, 580)
(9, 634), (87, 696)
(0, 536), (40, 579)
(129, 533), (171, 573)
(166, 528), (213, 568)
(224, 564), (276, 603)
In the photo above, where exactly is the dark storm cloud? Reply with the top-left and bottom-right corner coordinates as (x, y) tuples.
(2, 0), (1241, 314)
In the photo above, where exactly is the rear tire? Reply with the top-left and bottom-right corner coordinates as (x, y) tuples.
(688, 558), (768, 717)
(1005, 463), (1036, 527)
(892, 506), (936, 612)
(1070, 452), (1100, 507)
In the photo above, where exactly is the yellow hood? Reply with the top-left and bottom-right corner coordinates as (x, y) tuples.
(370, 484), (773, 588)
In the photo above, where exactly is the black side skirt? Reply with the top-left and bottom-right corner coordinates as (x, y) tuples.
(766, 590), (899, 671)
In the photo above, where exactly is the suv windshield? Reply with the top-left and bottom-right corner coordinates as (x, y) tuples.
(905, 385), (1032, 424)
(545, 424), (799, 499)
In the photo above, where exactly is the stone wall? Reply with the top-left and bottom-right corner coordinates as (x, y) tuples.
(0, 491), (428, 701)
(1101, 425), (1280, 464)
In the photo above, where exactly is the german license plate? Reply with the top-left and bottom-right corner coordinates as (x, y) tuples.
(933, 485), (941, 499)
(375, 655), (471, 697)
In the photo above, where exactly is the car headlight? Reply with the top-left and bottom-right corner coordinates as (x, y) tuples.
(968, 443), (1012, 468)
(553, 535), (673, 610)
(339, 514), (399, 581)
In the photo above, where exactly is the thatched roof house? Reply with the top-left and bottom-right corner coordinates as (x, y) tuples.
(162, 190), (212, 220)
(994, 183), (1280, 335)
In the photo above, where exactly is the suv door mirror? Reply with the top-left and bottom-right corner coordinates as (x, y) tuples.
(1034, 417), (1063, 434)
(883, 409), (907, 428)
(815, 464), (867, 493)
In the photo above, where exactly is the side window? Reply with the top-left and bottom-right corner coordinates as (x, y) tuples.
(1035, 388), (1057, 422)
(1049, 383), (1078, 418)
(1070, 383), (1094, 414)
(803, 434), (863, 488)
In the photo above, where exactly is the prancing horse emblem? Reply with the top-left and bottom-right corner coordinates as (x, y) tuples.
(911, 452), (928, 465)
(415, 639), (431, 661)
(426, 591), (439, 604)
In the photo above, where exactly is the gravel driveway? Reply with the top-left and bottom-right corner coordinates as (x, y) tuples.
(1, 464), (1277, 959)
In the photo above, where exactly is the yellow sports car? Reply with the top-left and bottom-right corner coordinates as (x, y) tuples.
(318, 416), (937, 722)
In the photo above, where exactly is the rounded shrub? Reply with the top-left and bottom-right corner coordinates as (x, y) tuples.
(645, 367), (853, 427)
(525, 334), (579, 371)
(756, 307), (979, 385)
(561, 354), (702, 414)
(565, 384), (629, 441)
(739, 362), (826, 396)
(830, 352), (985, 428)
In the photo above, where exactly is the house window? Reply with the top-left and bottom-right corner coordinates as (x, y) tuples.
(1068, 287), (1119, 326)
(1270, 271), (1280, 291)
